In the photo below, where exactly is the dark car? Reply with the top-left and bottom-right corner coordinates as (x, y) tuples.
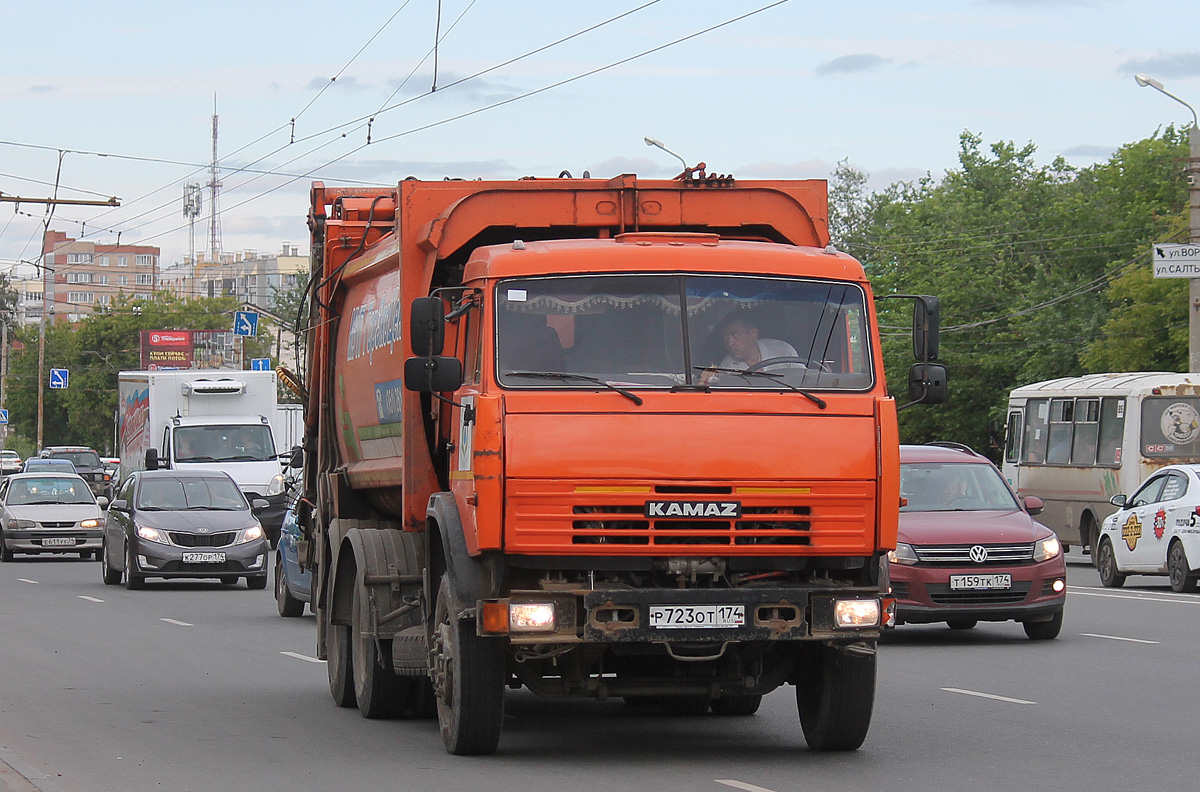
(101, 469), (270, 589)
(889, 443), (1067, 640)
(274, 492), (312, 616)
(23, 458), (75, 474)
(40, 446), (113, 500)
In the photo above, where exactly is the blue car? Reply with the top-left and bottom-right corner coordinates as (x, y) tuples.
(275, 497), (312, 617)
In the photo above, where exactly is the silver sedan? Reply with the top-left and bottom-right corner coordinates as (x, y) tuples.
(0, 473), (108, 561)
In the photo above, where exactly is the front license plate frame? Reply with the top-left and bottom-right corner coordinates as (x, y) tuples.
(182, 551), (226, 564)
(41, 537), (75, 547)
(648, 604), (745, 629)
(949, 573), (1012, 590)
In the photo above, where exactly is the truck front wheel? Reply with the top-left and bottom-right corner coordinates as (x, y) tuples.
(430, 574), (504, 755)
(796, 642), (876, 751)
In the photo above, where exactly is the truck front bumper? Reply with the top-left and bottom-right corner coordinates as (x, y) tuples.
(478, 586), (884, 644)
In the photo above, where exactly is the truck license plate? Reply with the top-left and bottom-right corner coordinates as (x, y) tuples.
(41, 537), (75, 547)
(182, 552), (226, 563)
(649, 605), (744, 629)
(949, 574), (1011, 590)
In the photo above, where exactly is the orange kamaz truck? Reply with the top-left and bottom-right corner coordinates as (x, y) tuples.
(297, 173), (945, 755)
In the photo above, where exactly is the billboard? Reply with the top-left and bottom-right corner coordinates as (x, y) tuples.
(140, 330), (238, 370)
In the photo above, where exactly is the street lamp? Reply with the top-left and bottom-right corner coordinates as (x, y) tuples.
(1135, 73), (1200, 371)
(644, 136), (690, 174)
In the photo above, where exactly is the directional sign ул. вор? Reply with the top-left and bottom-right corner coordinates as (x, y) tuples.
(1152, 243), (1200, 278)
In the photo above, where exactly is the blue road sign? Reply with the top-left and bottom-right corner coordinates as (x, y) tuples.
(233, 310), (259, 337)
(0, 409), (8, 424)
(49, 368), (69, 389)
(250, 358), (271, 371)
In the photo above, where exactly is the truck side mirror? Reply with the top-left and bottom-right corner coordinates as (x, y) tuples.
(145, 448), (160, 471)
(410, 297), (445, 356)
(913, 295), (939, 362)
(907, 363), (947, 405)
(404, 356), (464, 393)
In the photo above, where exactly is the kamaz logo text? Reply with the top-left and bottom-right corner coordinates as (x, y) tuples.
(645, 501), (742, 519)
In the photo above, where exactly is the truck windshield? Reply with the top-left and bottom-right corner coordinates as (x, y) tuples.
(495, 274), (872, 391)
(174, 425), (278, 463)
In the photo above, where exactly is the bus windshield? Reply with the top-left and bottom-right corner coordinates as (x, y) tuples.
(495, 274), (873, 391)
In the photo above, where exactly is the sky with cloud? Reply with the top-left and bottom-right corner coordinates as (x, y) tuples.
(0, 0), (1195, 275)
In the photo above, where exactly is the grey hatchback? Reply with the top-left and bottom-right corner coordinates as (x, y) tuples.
(101, 469), (270, 589)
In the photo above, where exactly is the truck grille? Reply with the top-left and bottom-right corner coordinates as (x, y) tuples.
(506, 479), (876, 555)
(168, 531), (237, 548)
(914, 543), (1034, 566)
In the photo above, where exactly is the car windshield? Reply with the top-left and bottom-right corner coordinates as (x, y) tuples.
(49, 450), (101, 468)
(174, 425), (277, 463)
(135, 477), (248, 511)
(495, 274), (873, 392)
(6, 477), (95, 505)
(900, 462), (1020, 512)
(26, 460), (74, 471)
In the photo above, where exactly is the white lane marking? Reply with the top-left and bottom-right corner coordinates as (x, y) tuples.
(160, 618), (193, 627)
(1080, 633), (1159, 644)
(716, 781), (778, 792)
(1068, 589), (1200, 606)
(78, 595), (104, 603)
(17, 578), (37, 584)
(942, 688), (1036, 705)
(281, 651), (325, 664)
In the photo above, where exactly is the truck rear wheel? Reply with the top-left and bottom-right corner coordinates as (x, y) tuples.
(351, 581), (405, 718)
(327, 619), (356, 708)
(431, 574), (504, 755)
(796, 642), (876, 751)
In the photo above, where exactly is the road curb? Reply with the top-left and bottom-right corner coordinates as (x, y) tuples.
(0, 746), (63, 792)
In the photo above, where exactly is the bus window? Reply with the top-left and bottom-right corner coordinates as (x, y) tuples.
(1098, 397), (1124, 466)
(1023, 399), (1049, 464)
(1046, 398), (1074, 465)
(1071, 398), (1100, 465)
(1004, 410), (1022, 464)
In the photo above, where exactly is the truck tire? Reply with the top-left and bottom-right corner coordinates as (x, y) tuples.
(431, 574), (505, 755)
(327, 620), (356, 708)
(796, 643), (876, 751)
(352, 581), (405, 718)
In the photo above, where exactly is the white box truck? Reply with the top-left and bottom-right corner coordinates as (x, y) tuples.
(116, 370), (291, 542)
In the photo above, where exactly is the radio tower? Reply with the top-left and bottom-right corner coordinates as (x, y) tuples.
(207, 94), (223, 263)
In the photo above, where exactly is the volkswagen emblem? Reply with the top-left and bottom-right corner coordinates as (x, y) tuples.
(969, 545), (989, 563)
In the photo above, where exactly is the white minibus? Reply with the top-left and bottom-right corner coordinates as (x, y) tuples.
(1003, 372), (1200, 561)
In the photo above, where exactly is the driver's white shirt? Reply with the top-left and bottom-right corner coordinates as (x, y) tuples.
(720, 338), (801, 370)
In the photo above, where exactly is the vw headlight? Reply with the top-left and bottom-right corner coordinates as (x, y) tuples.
(887, 542), (919, 566)
(1034, 535), (1061, 562)
(237, 525), (264, 544)
(266, 474), (286, 497)
(136, 525), (168, 544)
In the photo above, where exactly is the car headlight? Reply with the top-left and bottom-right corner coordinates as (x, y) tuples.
(6, 519), (36, 531)
(887, 542), (919, 566)
(1034, 535), (1061, 562)
(80, 518), (103, 529)
(237, 525), (265, 544)
(136, 525), (168, 544)
(266, 474), (286, 497)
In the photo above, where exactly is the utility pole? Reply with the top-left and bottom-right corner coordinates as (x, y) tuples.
(0, 321), (7, 452)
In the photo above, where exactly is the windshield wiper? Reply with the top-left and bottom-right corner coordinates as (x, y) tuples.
(505, 371), (644, 405)
(693, 367), (827, 409)
(177, 456), (219, 463)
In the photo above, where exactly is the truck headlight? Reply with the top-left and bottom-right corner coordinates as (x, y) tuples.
(1034, 535), (1061, 562)
(266, 474), (286, 496)
(834, 599), (880, 628)
(509, 602), (556, 632)
(887, 542), (919, 566)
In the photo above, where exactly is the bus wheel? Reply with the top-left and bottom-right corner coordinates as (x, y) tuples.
(1081, 514), (1099, 568)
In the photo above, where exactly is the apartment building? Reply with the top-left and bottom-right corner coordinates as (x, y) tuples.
(41, 230), (159, 321)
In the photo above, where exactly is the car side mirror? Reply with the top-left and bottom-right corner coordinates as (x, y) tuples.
(251, 498), (270, 511)
(95, 496), (110, 509)
(145, 449), (160, 471)
(1110, 494), (1127, 508)
(1022, 495), (1044, 516)
(110, 499), (129, 512)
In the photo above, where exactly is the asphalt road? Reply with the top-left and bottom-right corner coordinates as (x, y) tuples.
(1, 551), (1197, 792)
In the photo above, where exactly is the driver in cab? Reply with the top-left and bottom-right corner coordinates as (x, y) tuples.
(701, 312), (801, 384)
